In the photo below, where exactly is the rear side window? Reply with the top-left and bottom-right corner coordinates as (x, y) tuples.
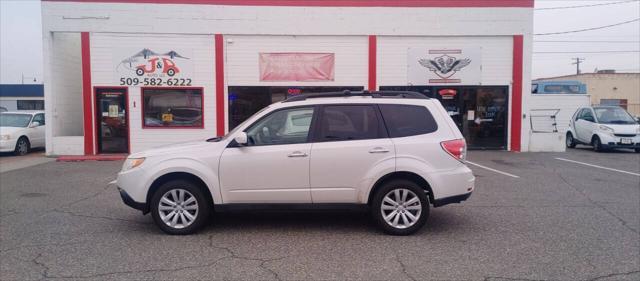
(379, 104), (438, 137)
(317, 105), (385, 141)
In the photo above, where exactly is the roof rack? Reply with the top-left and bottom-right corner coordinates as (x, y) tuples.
(283, 90), (429, 102)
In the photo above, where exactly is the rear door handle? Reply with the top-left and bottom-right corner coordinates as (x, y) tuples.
(288, 151), (308, 158)
(369, 147), (390, 154)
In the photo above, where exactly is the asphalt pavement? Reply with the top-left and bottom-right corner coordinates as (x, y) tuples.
(0, 148), (638, 280)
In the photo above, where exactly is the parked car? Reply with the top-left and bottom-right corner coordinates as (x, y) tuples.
(0, 111), (46, 155)
(116, 91), (475, 235)
(566, 106), (640, 152)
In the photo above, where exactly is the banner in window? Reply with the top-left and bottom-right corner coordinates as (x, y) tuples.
(259, 53), (335, 82)
(407, 48), (481, 85)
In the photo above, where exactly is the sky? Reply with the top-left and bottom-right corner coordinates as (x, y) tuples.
(1, 0), (639, 84)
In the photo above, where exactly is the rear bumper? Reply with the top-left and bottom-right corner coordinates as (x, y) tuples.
(118, 187), (149, 214)
(433, 192), (472, 207)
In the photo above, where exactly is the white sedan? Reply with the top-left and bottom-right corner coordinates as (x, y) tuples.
(0, 111), (46, 156)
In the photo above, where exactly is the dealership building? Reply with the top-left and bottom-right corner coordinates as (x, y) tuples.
(41, 0), (533, 156)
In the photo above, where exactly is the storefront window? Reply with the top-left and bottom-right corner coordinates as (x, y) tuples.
(142, 88), (203, 128)
(228, 86), (364, 130)
(380, 86), (508, 150)
(17, 100), (44, 110)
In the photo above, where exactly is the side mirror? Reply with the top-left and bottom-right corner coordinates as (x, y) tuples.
(29, 121), (40, 128)
(234, 132), (248, 146)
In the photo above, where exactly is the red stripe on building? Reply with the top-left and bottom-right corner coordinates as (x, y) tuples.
(510, 35), (523, 152)
(368, 35), (377, 91)
(81, 32), (94, 155)
(42, 0), (534, 8)
(215, 34), (226, 137)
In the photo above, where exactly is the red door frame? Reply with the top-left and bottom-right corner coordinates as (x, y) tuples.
(94, 86), (131, 154)
(81, 32), (94, 155)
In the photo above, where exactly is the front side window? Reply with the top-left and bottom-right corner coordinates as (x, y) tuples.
(32, 113), (45, 126)
(379, 104), (438, 137)
(582, 109), (595, 122)
(317, 105), (384, 142)
(245, 107), (314, 146)
(142, 88), (203, 128)
(594, 107), (636, 125)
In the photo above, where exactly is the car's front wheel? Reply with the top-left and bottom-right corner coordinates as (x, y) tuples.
(150, 180), (210, 235)
(566, 132), (577, 148)
(592, 136), (603, 152)
(14, 137), (30, 156)
(371, 179), (429, 235)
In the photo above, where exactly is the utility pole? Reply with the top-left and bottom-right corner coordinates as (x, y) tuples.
(571, 58), (585, 75)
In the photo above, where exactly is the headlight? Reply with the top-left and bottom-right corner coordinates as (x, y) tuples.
(599, 125), (614, 135)
(121, 157), (145, 172)
(0, 135), (10, 140)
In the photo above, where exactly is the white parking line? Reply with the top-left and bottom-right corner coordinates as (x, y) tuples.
(466, 161), (520, 178)
(555, 158), (640, 177)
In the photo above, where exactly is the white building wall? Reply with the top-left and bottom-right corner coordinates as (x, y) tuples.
(48, 32), (84, 156)
(225, 35), (367, 87)
(90, 34), (217, 152)
(378, 36), (513, 86)
(41, 1), (533, 153)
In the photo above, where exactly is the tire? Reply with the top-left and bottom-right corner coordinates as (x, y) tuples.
(566, 132), (577, 148)
(371, 179), (429, 236)
(167, 69), (175, 76)
(150, 179), (211, 235)
(136, 68), (145, 76)
(635, 148), (640, 153)
(14, 137), (30, 156)
(592, 136), (603, 152)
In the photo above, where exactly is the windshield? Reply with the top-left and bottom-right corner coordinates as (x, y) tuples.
(594, 107), (637, 124)
(0, 114), (32, 128)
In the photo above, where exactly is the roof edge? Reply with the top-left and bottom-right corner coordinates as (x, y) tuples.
(41, 0), (534, 8)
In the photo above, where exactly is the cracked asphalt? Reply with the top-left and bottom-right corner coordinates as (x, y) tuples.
(1, 149), (639, 280)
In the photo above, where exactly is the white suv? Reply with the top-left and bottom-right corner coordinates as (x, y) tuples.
(116, 91), (475, 235)
(566, 106), (640, 152)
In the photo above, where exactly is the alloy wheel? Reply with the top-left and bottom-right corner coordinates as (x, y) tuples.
(158, 188), (199, 229)
(17, 139), (28, 155)
(380, 188), (422, 229)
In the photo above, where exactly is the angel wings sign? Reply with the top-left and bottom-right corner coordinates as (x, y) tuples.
(407, 48), (481, 85)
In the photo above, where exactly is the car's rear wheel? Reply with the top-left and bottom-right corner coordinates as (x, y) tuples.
(371, 179), (429, 235)
(14, 137), (30, 156)
(592, 136), (603, 152)
(150, 180), (210, 235)
(635, 148), (640, 153)
(566, 132), (577, 148)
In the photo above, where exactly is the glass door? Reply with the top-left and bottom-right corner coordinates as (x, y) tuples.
(95, 88), (129, 153)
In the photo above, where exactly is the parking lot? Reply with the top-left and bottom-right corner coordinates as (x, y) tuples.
(0, 149), (638, 280)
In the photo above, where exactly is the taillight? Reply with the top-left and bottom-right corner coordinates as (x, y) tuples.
(441, 139), (466, 162)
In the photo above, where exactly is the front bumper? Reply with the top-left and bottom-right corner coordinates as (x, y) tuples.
(598, 133), (640, 149)
(118, 187), (149, 214)
(0, 139), (17, 152)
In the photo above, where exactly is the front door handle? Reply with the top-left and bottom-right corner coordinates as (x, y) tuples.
(369, 147), (390, 154)
(288, 151), (308, 158)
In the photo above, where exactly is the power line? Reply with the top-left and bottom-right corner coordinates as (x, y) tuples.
(534, 40), (640, 43)
(535, 0), (639, 11)
(535, 18), (640, 35)
(533, 50), (640, 54)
